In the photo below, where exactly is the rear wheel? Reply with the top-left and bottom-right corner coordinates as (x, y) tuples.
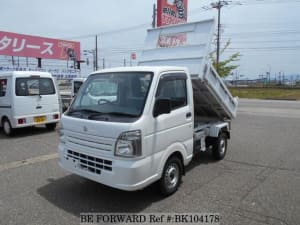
(2, 118), (14, 136)
(212, 133), (228, 160)
(46, 123), (57, 131)
(159, 156), (182, 196)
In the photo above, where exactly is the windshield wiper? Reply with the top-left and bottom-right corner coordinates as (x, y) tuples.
(106, 112), (138, 117)
(68, 109), (101, 114)
(88, 111), (138, 119)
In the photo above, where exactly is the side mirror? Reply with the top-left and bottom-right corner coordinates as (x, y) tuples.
(153, 98), (171, 117)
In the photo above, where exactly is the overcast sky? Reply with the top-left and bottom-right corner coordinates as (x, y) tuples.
(1, 0), (300, 79)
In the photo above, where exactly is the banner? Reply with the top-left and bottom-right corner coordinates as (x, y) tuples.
(0, 31), (80, 61)
(0, 66), (80, 80)
(157, 0), (188, 27)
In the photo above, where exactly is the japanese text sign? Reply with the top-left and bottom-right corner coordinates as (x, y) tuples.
(157, 33), (187, 48)
(0, 31), (80, 61)
(157, 0), (188, 27)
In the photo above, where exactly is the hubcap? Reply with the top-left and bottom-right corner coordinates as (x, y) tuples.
(165, 163), (179, 189)
(220, 138), (226, 155)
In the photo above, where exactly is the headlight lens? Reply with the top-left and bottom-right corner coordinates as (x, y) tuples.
(115, 130), (142, 157)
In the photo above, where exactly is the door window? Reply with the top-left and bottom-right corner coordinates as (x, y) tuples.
(156, 73), (187, 110)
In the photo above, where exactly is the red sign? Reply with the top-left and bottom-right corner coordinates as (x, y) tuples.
(157, 0), (188, 27)
(157, 33), (187, 48)
(131, 52), (136, 60)
(0, 31), (80, 61)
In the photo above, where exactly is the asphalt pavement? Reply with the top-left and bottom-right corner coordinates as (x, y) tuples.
(0, 99), (299, 225)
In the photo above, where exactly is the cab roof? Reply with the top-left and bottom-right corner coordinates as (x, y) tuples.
(0, 71), (53, 78)
(90, 66), (189, 76)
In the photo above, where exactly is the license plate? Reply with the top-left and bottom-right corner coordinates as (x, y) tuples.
(34, 116), (46, 123)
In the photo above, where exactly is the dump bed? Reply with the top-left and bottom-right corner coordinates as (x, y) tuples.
(138, 19), (238, 119)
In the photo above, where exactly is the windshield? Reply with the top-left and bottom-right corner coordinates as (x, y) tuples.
(68, 72), (153, 119)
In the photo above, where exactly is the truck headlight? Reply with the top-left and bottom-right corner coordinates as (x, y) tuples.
(115, 130), (142, 157)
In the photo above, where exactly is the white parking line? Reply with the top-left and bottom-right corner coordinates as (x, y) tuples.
(0, 153), (58, 173)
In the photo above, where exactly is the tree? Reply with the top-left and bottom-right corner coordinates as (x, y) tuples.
(210, 39), (241, 78)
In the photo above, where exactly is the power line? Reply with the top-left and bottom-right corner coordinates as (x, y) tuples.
(60, 0), (300, 41)
(240, 0), (300, 6)
(64, 23), (150, 40)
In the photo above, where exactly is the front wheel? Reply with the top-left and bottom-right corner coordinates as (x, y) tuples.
(159, 156), (182, 196)
(212, 133), (228, 160)
(2, 118), (15, 136)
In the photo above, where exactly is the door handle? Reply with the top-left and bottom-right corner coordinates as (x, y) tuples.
(36, 106), (42, 109)
(186, 112), (192, 118)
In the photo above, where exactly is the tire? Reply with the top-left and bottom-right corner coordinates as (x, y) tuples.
(46, 123), (57, 131)
(2, 118), (15, 136)
(159, 156), (182, 196)
(212, 133), (228, 160)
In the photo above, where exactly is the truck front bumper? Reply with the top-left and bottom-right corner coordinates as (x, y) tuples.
(58, 144), (159, 191)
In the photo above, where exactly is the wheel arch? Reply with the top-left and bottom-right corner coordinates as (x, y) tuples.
(166, 151), (185, 175)
(221, 127), (230, 139)
(209, 122), (231, 139)
(157, 143), (190, 179)
(1, 115), (10, 126)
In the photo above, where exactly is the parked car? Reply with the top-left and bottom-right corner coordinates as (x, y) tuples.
(0, 71), (60, 136)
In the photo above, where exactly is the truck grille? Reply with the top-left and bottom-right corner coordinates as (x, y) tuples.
(65, 131), (114, 152)
(66, 150), (112, 174)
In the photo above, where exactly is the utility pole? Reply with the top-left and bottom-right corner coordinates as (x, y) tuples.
(95, 35), (98, 70)
(152, 4), (156, 28)
(11, 56), (15, 67)
(201, 1), (241, 74)
(37, 58), (42, 68)
(211, 1), (228, 73)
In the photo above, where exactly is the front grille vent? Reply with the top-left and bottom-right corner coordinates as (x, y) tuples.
(66, 150), (112, 174)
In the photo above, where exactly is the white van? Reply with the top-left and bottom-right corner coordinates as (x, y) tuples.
(0, 71), (60, 136)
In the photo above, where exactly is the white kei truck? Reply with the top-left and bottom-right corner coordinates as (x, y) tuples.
(0, 71), (60, 136)
(58, 19), (238, 195)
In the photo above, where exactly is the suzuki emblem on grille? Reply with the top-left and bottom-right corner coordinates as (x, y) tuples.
(83, 126), (88, 132)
